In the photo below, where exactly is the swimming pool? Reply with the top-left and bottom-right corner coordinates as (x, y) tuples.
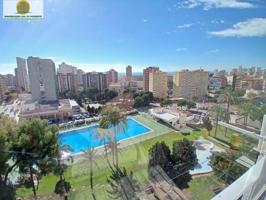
(59, 118), (151, 154)
(190, 149), (213, 175)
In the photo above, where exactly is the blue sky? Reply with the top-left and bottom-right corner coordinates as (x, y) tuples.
(0, 0), (266, 74)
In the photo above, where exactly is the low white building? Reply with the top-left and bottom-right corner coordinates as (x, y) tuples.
(19, 99), (80, 121)
(149, 107), (194, 129)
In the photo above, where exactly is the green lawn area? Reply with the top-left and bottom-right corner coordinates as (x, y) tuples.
(184, 176), (223, 200)
(16, 130), (220, 200)
(209, 125), (259, 161)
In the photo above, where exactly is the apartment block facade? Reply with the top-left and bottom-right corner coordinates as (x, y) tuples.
(106, 69), (118, 85)
(83, 72), (108, 91)
(57, 62), (78, 93)
(173, 69), (209, 100)
(57, 73), (78, 94)
(15, 57), (30, 92)
(143, 67), (159, 91)
(27, 57), (58, 103)
(126, 65), (132, 81)
(149, 70), (168, 98)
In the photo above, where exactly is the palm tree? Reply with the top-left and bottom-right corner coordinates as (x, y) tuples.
(96, 128), (112, 168)
(54, 144), (73, 200)
(107, 165), (140, 200)
(218, 88), (238, 136)
(84, 147), (99, 200)
(239, 101), (253, 127)
(99, 106), (127, 166)
(219, 88), (237, 121)
(209, 105), (228, 138)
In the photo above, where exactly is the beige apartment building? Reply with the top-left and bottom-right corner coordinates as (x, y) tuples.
(143, 67), (159, 91)
(173, 69), (208, 100)
(149, 70), (168, 98)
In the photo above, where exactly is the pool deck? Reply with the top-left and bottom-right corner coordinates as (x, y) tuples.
(70, 112), (175, 163)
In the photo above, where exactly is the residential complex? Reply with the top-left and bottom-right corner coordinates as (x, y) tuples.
(77, 69), (84, 89)
(143, 67), (159, 91)
(209, 74), (227, 91)
(15, 57), (30, 92)
(27, 57), (58, 103)
(57, 72), (78, 94)
(83, 72), (108, 91)
(57, 62), (79, 94)
(106, 69), (118, 84)
(58, 62), (77, 74)
(149, 70), (168, 98)
(173, 69), (209, 100)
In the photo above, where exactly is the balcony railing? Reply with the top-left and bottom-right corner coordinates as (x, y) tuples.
(212, 115), (266, 200)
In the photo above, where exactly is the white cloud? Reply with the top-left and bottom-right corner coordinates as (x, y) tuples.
(180, 0), (255, 10)
(176, 48), (188, 52)
(211, 19), (225, 24)
(142, 19), (148, 23)
(206, 49), (220, 54)
(177, 23), (193, 29)
(209, 18), (266, 37)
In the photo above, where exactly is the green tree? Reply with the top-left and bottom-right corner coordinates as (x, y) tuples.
(239, 102), (253, 127)
(96, 128), (112, 167)
(84, 147), (98, 200)
(0, 116), (17, 199)
(54, 145), (73, 200)
(250, 104), (266, 124)
(133, 92), (154, 108)
(0, 184), (16, 200)
(202, 116), (213, 134)
(176, 99), (187, 107)
(246, 92), (257, 100)
(107, 166), (140, 200)
(148, 142), (173, 178)
(209, 106), (229, 137)
(99, 106), (127, 166)
(133, 96), (143, 108)
(12, 119), (59, 199)
(234, 89), (245, 97)
(192, 96), (198, 102)
(171, 139), (198, 188)
(54, 180), (71, 200)
(210, 151), (246, 185)
(186, 101), (196, 109)
(0, 116), (18, 185)
(219, 88), (237, 118)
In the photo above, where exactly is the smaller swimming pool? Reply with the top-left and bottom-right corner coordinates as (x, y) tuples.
(190, 149), (213, 175)
(59, 118), (151, 154)
(190, 140), (214, 175)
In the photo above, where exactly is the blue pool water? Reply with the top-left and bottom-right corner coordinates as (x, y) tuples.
(59, 118), (150, 154)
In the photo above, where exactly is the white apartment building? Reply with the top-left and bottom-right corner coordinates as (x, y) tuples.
(15, 57), (30, 92)
(27, 57), (58, 103)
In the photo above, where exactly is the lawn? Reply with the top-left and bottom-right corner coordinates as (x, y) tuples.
(209, 125), (259, 161)
(16, 130), (219, 200)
